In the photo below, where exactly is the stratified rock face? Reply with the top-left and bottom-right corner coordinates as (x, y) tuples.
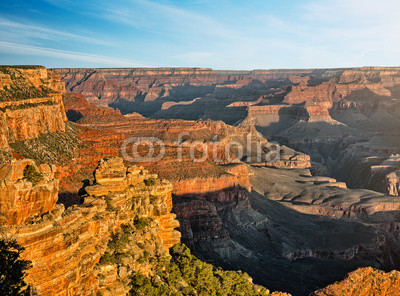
(61, 91), (308, 200)
(312, 267), (400, 296)
(63, 92), (128, 124)
(245, 104), (336, 126)
(0, 66), (67, 150)
(173, 186), (250, 247)
(54, 68), (220, 108)
(1, 157), (180, 296)
(0, 159), (58, 225)
(53, 67), (342, 122)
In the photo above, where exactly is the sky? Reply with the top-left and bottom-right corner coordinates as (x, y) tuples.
(0, 0), (399, 69)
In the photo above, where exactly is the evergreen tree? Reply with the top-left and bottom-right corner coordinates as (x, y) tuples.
(0, 238), (33, 296)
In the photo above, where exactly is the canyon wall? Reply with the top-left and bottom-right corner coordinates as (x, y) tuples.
(0, 66), (67, 151)
(0, 159), (58, 225)
(54, 67), (224, 109)
(53, 67), (341, 122)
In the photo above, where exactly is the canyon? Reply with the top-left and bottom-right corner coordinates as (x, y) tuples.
(54, 66), (400, 197)
(2, 66), (400, 295)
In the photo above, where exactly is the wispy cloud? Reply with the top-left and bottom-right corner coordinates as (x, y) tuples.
(0, 16), (109, 45)
(0, 41), (147, 66)
(98, 0), (241, 40)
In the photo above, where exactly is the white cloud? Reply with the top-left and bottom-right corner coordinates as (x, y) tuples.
(0, 17), (109, 45)
(0, 41), (147, 66)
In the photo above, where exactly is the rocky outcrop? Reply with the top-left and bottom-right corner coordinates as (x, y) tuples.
(172, 166), (250, 196)
(0, 157), (180, 295)
(386, 170), (400, 196)
(0, 66), (67, 150)
(244, 104), (339, 128)
(313, 267), (400, 296)
(0, 159), (58, 225)
(169, 162), (400, 295)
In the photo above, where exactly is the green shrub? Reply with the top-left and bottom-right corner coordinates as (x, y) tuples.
(99, 252), (118, 265)
(23, 165), (43, 185)
(9, 122), (82, 166)
(134, 217), (152, 231)
(108, 225), (133, 252)
(143, 178), (156, 186)
(129, 243), (273, 296)
(99, 224), (136, 266)
(0, 101), (56, 112)
(105, 197), (114, 211)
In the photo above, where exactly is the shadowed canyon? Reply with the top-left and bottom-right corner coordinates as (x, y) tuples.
(2, 66), (400, 296)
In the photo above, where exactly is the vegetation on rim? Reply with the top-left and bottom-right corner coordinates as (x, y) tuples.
(23, 165), (43, 185)
(0, 67), (56, 102)
(9, 122), (83, 165)
(130, 243), (279, 296)
(0, 101), (57, 112)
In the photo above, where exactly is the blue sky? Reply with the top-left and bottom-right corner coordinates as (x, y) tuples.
(0, 0), (399, 69)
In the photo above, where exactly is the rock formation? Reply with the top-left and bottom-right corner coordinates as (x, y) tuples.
(0, 156), (180, 295)
(168, 162), (400, 295)
(0, 66), (67, 151)
(0, 159), (58, 225)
